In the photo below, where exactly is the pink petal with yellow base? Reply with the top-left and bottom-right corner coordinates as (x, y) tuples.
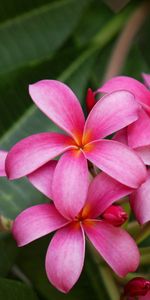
(29, 80), (85, 144)
(6, 133), (75, 179)
(84, 139), (146, 188)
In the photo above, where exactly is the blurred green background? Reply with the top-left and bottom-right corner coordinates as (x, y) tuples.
(0, 0), (149, 299)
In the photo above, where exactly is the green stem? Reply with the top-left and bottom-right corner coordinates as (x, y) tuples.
(127, 221), (140, 237)
(99, 266), (120, 300)
(103, 0), (150, 81)
(91, 7), (130, 47)
(135, 222), (150, 244)
(116, 272), (149, 284)
(88, 242), (120, 300)
(141, 252), (150, 265)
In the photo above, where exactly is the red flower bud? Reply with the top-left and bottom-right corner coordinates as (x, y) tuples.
(124, 277), (150, 297)
(86, 88), (96, 113)
(102, 205), (128, 227)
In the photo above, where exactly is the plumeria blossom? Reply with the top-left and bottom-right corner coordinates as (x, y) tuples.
(114, 128), (150, 225)
(92, 74), (150, 167)
(98, 74), (150, 224)
(6, 81), (147, 214)
(12, 162), (140, 293)
(0, 150), (7, 177)
(98, 73), (150, 165)
(98, 73), (150, 114)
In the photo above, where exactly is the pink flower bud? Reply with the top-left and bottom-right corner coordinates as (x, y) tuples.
(102, 205), (128, 227)
(86, 88), (96, 113)
(124, 277), (150, 297)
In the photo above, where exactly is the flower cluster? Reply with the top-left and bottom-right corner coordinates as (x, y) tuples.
(0, 73), (150, 295)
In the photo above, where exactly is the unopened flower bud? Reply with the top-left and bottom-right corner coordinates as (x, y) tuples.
(102, 205), (128, 227)
(124, 277), (150, 297)
(86, 88), (96, 113)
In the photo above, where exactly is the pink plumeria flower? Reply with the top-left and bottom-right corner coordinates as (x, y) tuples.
(113, 128), (150, 225)
(113, 111), (150, 224)
(12, 163), (139, 293)
(98, 73), (150, 166)
(0, 150), (7, 177)
(98, 74), (150, 224)
(117, 128), (150, 224)
(5, 81), (146, 212)
(98, 73), (150, 114)
(130, 169), (150, 225)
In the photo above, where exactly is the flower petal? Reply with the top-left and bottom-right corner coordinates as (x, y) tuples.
(45, 223), (85, 293)
(12, 203), (68, 246)
(113, 128), (128, 144)
(0, 150), (7, 176)
(85, 172), (133, 218)
(98, 76), (150, 108)
(130, 170), (150, 224)
(82, 91), (139, 144)
(135, 146), (150, 165)
(28, 160), (57, 199)
(84, 220), (140, 277)
(29, 80), (85, 144)
(6, 133), (75, 179)
(52, 150), (88, 219)
(84, 139), (146, 188)
(128, 109), (150, 148)
(142, 73), (150, 89)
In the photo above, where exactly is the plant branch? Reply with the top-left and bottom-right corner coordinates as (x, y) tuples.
(103, 0), (150, 82)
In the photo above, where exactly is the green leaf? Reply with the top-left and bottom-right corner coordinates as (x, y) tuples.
(0, 278), (39, 300)
(0, 0), (90, 136)
(138, 17), (150, 69)
(0, 233), (18, 276)
(102, 0), (130, 12)
(0, 45), (78, 135)
(75, 0), (113, 47)
(0, 0), (89, 74)
(0, 0), (55, 23)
